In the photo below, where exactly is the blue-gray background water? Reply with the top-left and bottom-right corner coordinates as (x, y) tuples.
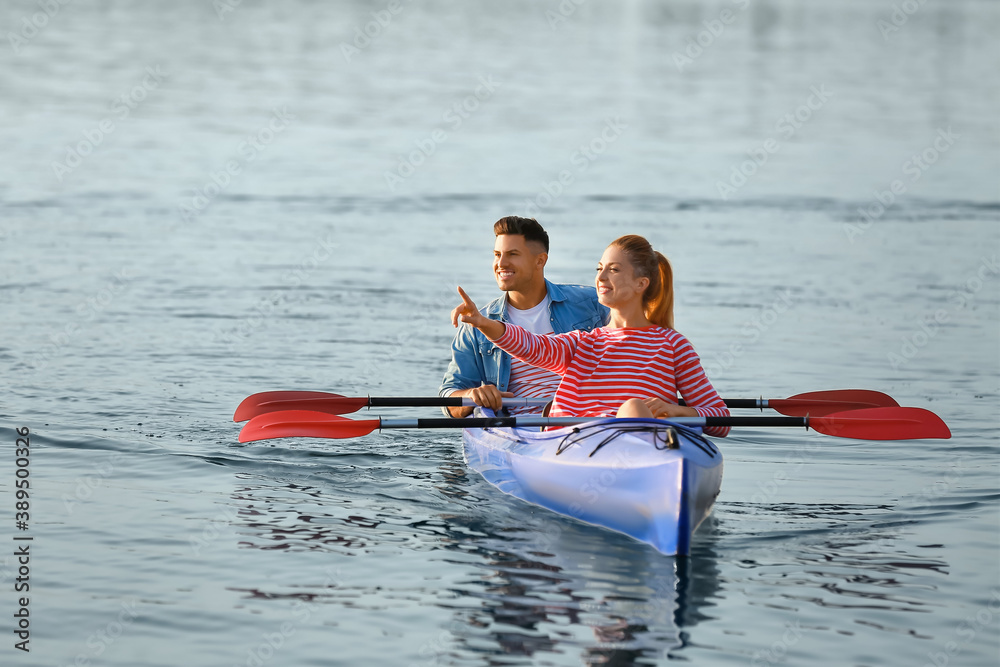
(2, 1), (998, 665)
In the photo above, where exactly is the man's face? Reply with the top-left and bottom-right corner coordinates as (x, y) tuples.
(493, 234), (546, 293)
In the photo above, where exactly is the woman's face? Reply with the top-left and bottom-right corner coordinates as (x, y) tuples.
(595, 245), (649, 309)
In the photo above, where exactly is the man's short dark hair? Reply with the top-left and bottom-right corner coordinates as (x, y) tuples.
(493, 216), (549, 253)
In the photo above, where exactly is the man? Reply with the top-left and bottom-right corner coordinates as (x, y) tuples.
(439, 216), (609, 417)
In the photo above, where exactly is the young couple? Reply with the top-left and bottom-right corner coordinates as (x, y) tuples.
(439, 217), (730, 437)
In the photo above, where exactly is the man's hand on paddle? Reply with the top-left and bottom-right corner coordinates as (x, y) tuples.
(446, 384), (515, 417)
(471, 384), (514, 410)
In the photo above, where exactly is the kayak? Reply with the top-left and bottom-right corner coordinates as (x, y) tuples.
(462, 410), (724, 555)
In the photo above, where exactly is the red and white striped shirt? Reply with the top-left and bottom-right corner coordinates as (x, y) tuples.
(494, 324), (731, 437)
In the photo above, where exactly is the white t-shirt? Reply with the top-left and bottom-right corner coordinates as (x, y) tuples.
(506, 296), (555, 336)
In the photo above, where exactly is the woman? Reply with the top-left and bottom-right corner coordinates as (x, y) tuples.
(452, 234), (730, 437)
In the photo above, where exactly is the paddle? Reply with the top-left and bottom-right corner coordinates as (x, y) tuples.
(233, 389), (899, 422)
(682, 389), (898, 417)
(233, 391), (550, 422)
(237, 406), (950, 443)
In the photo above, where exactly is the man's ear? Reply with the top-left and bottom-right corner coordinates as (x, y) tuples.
(536, 252), (548, 270)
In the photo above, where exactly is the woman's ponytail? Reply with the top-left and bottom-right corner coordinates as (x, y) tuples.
(646, 251), (674, 329)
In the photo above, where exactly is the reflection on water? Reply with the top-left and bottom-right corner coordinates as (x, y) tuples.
(211, 443), (990, 664)
(220, 453), (725, 664)
(434, 515), (723, 664)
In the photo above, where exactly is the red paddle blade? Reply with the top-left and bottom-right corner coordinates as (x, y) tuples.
(810, 407), (951, 440)
(771, 389), (900, 417)
(234, 391), (362, 422)
(238, 410), (380, 443)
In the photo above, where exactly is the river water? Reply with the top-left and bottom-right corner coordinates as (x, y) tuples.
(2, 1), (998, 665)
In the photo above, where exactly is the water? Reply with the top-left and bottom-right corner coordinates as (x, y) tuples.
(2, 1), (998, 665)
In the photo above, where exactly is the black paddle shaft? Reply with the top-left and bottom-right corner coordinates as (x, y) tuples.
(679, 398), (763, 409)
(370, 397), (468, 408)
(395, 416), (810, 429)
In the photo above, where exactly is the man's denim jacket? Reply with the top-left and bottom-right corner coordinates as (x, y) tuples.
(438, 280), (609, 415)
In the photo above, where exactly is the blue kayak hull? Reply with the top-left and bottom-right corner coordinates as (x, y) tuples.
(462, 416), (724, 555)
